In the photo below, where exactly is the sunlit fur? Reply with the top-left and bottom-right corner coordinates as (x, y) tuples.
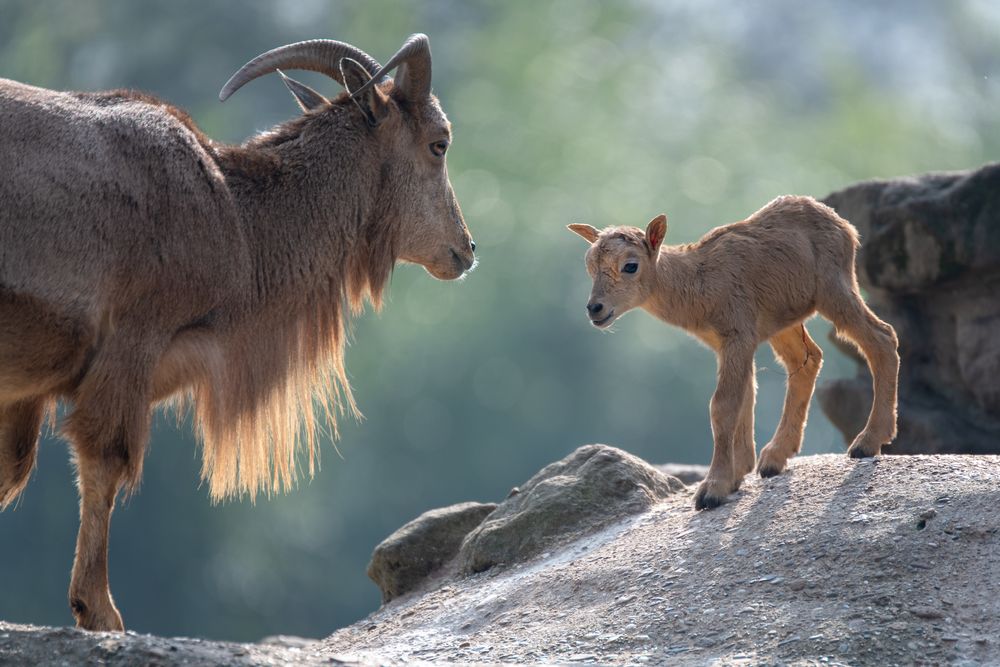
(569, 196), (899, 511)
(0, 59), (473, 631)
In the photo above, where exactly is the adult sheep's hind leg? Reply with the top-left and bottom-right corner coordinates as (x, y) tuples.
(758, 324), (823, 477)
(0, 399), (46, 509)
(65, 330), (160, 632)
(818, 285), (899, 458)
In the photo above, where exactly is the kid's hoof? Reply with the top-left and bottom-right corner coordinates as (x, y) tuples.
(693, 480), (730, 511)
(847, 432), (883, 459)
(756, 442), (789, 478)
(758, 464), (783, 478)
(847, 446), (878, 459)
(694, 493), (724, 510)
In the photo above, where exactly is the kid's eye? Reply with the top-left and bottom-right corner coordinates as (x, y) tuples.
(430, 140), (449, 156)
(623, 262), (638, 274)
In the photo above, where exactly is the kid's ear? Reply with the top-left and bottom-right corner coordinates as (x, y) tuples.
(645, 214), (667, 254)
(567, 223), (600, 244)
(278, 70), (329, 112)
(340, 57), (390, 126)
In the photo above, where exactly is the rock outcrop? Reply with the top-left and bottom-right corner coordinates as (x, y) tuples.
(367, 501), (497, 603)
(821, 163), (1000, 454)
(654, 463), (709, 486)
(458, 445), (686, 574)
(3, 452), (999, 666)
(365, 445), (686, 602)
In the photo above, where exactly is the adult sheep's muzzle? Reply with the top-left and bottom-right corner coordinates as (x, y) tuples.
(425, 244), (475, 280)
(451, 246), (476, 273)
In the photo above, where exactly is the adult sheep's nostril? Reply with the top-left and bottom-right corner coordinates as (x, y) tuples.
(470, 240), (476, 252)
(587, 302), (604, 315)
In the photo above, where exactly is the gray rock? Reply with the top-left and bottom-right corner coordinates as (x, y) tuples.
(458, 445), (685, 573)
(821, 163), (1000, 454)
(367, 501), (496, 602)
(654, 463), (709, 485)
(258, 635), (318, 648)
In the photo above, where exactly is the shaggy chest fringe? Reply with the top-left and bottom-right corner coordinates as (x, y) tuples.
(188, 275), (385, 502)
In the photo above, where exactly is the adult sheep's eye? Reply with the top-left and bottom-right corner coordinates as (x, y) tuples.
(623, 262), (638, 274)
(430, 140), (449, 156)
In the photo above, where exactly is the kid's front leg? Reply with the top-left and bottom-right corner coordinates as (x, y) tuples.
(695, 341), (755, 510)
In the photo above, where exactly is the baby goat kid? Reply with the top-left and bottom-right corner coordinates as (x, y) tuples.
(568, 196), (899, 510)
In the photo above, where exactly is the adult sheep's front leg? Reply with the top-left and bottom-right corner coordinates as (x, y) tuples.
(65, 331), (158, 632)
(695, 342), (755, 510)
(68, 449), (129, 631)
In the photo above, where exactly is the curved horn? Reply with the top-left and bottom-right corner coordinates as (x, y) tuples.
(349, 33), (431, 101)
(219, 39), (384, 102)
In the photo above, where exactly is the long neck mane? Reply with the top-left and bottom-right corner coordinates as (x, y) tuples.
(214, 107), (396, 309)
(191, 104), (398, 501)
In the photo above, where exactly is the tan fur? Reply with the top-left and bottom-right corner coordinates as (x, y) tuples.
(0, 38), (474, 631)
(569, 196), (899, 510)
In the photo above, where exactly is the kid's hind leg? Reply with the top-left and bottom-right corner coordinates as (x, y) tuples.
(0, 399), (47, 509)
(817, 285), (899, 458)
(758, 324), (823, 477)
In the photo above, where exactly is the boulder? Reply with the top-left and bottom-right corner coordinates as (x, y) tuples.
(821, 163), (1000, 454)
(457, 444), (685, 573)
(655, 462), (709, 485)
(367, 501), (497, 603)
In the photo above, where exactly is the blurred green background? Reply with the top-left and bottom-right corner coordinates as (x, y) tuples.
(1, 0), (997, 642)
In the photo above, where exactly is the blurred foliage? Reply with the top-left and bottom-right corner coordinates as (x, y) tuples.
(1, 0), (998, 642)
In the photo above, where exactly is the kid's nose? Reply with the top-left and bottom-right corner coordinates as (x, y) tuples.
(587, 301), (604, 315)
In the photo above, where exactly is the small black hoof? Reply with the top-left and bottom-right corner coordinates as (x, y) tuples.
(848, 447), (876, 459)
(694, 491), (725, 511)
(758, 465), (783, 479)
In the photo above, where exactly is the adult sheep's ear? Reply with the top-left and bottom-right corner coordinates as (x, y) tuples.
(340, 57), (389, 126)
(567, 224), (600, 244)
(278, 70), (329, 112)
(645, 214), (667, 254)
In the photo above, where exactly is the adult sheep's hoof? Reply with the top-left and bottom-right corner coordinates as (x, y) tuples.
(693, 478), (731, 511)
(70, 596), (125, 633)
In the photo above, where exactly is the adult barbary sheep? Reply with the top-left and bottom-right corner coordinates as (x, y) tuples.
(568, 196), (899, 510)
(0, 34), (475, 632)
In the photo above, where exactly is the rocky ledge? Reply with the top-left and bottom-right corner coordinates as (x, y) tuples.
(4, 448), (997, 667)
